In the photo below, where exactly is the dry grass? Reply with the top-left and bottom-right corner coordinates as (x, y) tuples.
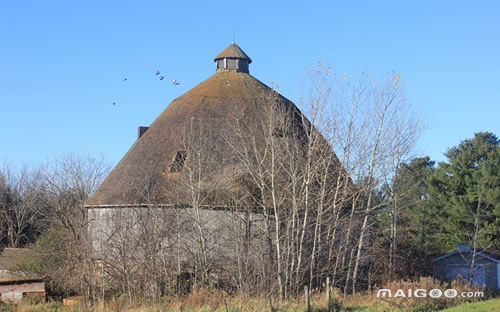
(342, 277), (486, 311)
(0, 278), (493, 312)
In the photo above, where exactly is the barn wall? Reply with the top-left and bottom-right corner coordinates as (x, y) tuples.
(0, 282), (45, 303)
(88, 206), (268, 272)
(0, 282), (45, 293)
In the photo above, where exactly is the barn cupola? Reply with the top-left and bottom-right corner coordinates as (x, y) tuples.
(214, 43), (252, 74)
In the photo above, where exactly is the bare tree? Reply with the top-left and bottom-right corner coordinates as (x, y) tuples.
(39, 154), (109, 299)
(80, 65), (419, 302)
(0, 163), (46, 248)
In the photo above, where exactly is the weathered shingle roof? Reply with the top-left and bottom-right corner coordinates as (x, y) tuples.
(214, 43), (252, 63)
(0, 275), (44, 284)
(87, 72), (298, 205)
(86, 45), (349, 207)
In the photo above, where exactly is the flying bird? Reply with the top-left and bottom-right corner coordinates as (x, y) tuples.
(172, 80), (180, 85)
(112, 102), (116, 106)
(155, 70), (160, 75)
(122, 78), (127, 81)
(159, 76), (165, 81)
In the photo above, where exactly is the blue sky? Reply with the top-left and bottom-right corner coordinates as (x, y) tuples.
(1, 1), (499, 168)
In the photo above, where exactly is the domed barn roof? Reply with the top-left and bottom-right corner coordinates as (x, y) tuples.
(87, 44), (344, 206)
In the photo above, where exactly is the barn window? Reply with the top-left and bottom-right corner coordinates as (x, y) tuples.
(227, 59), (237, 69)
(169, 151), (187, 172)
(272, 127), (286, 137)
(238, 60), (249, 72)
(272, 124), (293, 137)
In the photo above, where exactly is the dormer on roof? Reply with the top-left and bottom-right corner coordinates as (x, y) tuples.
(214, 43), (252, 74)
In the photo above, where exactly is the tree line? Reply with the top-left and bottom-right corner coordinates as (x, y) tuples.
(371, 132), (499, 284)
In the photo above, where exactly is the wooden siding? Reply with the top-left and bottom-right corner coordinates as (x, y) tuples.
(0, 281), (45, 303)
(88, 206), (269, 271)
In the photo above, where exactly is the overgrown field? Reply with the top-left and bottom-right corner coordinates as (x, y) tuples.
(1, 279), (497, 312)
(1, 298), (499, 312)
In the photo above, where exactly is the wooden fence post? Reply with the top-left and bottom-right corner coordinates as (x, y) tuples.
(304, 285), (310, 312)
(326, 276), (331, 312)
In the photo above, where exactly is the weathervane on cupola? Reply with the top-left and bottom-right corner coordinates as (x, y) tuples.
(214, 43), (252, 74)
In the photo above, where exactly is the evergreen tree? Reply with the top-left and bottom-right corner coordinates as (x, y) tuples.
(429, 132), (499, 251)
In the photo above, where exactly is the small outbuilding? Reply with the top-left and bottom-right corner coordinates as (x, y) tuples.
(0, 276), (45, 303)
(0, 248), (45, 303)
(432, 243), (500, 289)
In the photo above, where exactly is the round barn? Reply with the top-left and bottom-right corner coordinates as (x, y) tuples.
(85, 43), (355, 295)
